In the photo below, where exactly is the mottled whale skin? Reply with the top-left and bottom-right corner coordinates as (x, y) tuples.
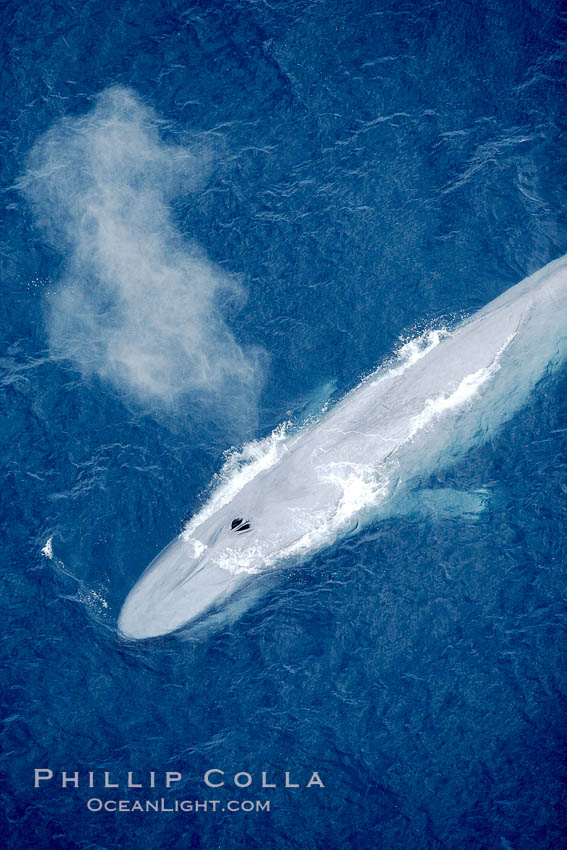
(118, 255), (567, 639)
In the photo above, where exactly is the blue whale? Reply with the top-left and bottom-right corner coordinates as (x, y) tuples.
(119, 255), (567, 639)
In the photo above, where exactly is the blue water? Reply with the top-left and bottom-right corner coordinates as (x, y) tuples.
(2, 1), (567, 847)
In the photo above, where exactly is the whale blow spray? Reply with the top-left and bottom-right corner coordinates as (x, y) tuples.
(19, 87), (264, 425)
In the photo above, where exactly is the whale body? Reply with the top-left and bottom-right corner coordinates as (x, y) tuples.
(118, 255), (567, 639)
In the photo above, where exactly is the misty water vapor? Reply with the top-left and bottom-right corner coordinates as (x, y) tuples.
(20, 87), (264, 423)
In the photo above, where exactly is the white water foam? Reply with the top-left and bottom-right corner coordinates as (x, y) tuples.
(41, 537), (54, 559)
(406, 329), (518, 442)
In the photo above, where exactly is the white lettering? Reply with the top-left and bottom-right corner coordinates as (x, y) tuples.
(104, 772), (118, 788)
(165, 771), (181, 788)
(34, 769), (53, 788)
(285, 772), (299, 788)
(204, 769), (224, 788)
(261, 772), (276, 788)
(234, 772), (252, 788)
(62, 771), (79, 788)
(307, 771), (325, 788)
(127, 772), (142, 788)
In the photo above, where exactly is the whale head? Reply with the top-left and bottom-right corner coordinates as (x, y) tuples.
(117, 522), (253, 640)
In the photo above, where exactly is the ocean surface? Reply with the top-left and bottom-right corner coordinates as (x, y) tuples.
(1, 1), (567, 848)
